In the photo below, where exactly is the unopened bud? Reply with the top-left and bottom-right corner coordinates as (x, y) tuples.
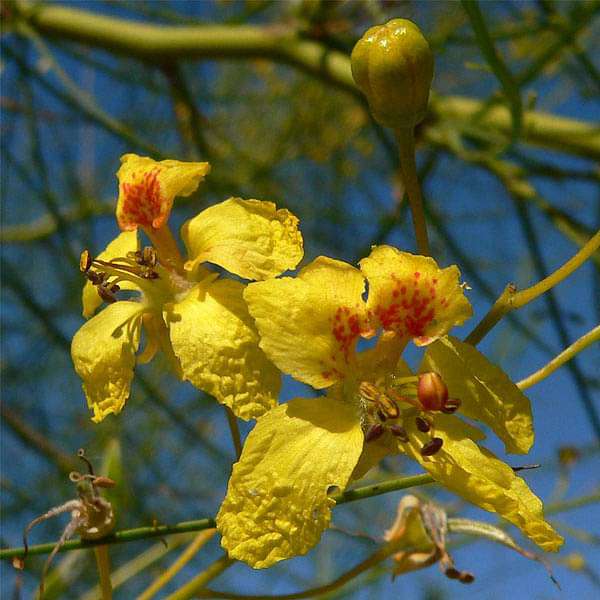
(351, 19), (434, 129)
(417, 372), (448, 411)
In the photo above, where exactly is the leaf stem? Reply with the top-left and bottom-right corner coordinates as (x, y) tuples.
(517, 325), (600, 390)
(395, 127), (430, 256)
(465, 230), (600, 344)
(136, 530), (216, 600)
(165, 554), (234, 600)
(94, 545), (113, 600)
(0, 474), (434, 559)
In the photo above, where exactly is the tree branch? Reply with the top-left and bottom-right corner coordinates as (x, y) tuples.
(10, 1), (599, 160)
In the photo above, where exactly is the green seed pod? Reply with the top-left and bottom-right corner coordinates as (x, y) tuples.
(351, 19), (434, 129)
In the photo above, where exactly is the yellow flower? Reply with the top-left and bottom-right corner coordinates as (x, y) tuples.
(216, 245), (562, 568)
(71, 154), (304, 423)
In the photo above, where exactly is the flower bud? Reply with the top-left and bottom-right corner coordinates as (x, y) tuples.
(417, 372), (448, 411)
(351, 19), (434, 129)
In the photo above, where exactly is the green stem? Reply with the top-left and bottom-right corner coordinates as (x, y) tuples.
(94, 545), (113, 600)
(395, 127), (430, 256)
(197, 542), (402, 600)
(165, 554), (234, 600)
(137, 530), (216, 600)
(517, 325), (600, 390)
(10, 1), (600, 159)
(0, 474), (434, 559)
(465, 230), (600, 344)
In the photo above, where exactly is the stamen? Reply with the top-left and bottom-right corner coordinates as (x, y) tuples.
(365, 423), (385, 443)
(420, 437), (443, 456)
(80, 249), (92, 273)
(390, 424), (409, 441)
(441, 398), (461, 414)
(415, 415), (432, 433)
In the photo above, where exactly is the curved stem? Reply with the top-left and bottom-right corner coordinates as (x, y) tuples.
(94, 545), (113, 600)
(517, 324), (600, 390)
(224, 407), (242, 460)
(197, 542), (400, 600)
(466, 230), (600, 344)
(0, 474), (434, 559)
(136, 530), (216, 600)
(165, 554), (234, 600)
(395, 127), (430, 256)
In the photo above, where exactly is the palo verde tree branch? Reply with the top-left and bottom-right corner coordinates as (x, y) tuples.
(0, 474), (434, 559)
(8, 1), (600, 161)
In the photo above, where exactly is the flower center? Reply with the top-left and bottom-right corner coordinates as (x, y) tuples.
(358, 372), (461, 456)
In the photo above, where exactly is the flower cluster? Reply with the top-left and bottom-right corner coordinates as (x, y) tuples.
(71, 154), (562, 578)
(71, 153), (303, 422)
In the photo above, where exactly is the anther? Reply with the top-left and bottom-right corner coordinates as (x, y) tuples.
(415, 415), (431, 433)
(441, 397), (461, 414)
(80, 250), (92, 273)
(390, 424), (409, 442)
(420, 437), (443, 456)
(365, 423), (385, 443)
(445, 567), (461, 580)
(459, 572), (475, 584)
(377, 409), (387, 422)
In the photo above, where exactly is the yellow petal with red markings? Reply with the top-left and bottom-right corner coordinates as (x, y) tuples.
(360, 246), (472, 345)
(244, 257), (368, 388)
(116, 154), (210, 231)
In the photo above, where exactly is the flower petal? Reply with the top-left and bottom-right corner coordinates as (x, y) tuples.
(82, 231), (140, 318)
(116, 154), (210, 231)
(217, 397), (363, 568)
(244, 257), (368, 388)
(71, 301), (143, 423)
(165, 278), (280, 420)
(421, 336), (534, 454)
(360, 246), (472, 345)
(181, 198), (303, 280)
(402, 417), (563, 552)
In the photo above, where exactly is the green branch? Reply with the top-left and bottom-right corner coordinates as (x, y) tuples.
(10, 1), (600, 160)
(461, 0), (522, 140)
(0, 474), (434, 559)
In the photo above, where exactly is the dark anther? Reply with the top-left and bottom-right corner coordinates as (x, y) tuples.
(377, 409), (387, 422)
(79, 250), (92, 273)
(390, 424), (409, 442)
(445, 567), (461, 580)
(415, 416), (431, 432)
(420, 437), (443, 456)
(365, 423), (384, 442)
(141, 247), (158, 268)
(85, 270), (106, 285)
(441, 398), (461, 414)
(459, 572), (475, 584)
(98, 286), (118, 304)
(141, 270), (160, 280)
